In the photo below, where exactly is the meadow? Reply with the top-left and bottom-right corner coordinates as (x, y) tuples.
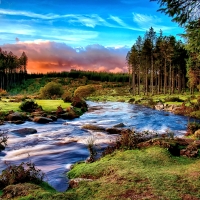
(0, 76), (200, 200)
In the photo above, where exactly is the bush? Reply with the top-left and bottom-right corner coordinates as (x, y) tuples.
(186, 122), (200, 136)
(62, 91), (73, 103)
(164, 96), (184, 102)
(19, 100), (42, 112)
(0, 161), (44, 189)
(39, 82), (64, 99)
(0, 88), (8, 96)
(71, 96), (88, 111)
(74, 85), (95, 98)
(0, 130), (8, 151)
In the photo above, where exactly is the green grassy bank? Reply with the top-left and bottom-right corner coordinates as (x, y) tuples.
(1, 146), (200, 200)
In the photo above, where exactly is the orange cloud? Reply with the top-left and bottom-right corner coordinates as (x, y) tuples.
(0, 41), (129, 73)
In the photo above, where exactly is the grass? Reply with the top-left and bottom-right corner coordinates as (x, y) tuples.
(0, 100), (21, 112)
(0, 99), (71, 113)
(66, 147), (200, 200)
(4, 146), (200, 199)
(35, 100), (71, 112)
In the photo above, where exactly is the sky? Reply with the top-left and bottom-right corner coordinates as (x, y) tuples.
(0, 0), (184, 73)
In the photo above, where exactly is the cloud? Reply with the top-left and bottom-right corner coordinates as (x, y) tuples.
(0, 8), (110, 28)
(0, 41), (129, 73)
(132, 13), (176, 32)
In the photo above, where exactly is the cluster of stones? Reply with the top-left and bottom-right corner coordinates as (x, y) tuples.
(3, 97), (88, 125)
(154, 102), (180, 112)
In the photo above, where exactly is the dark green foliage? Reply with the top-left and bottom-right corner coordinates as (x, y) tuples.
(186, 122), (200, 135)
(0, 48), (27, 90)
(0, 161), (44, 189)
(164, 97), (184, 102)
(19, 100), (42, 112)
(39, 82), (64, 99)
(27, 70), (129, 83)
(152, 0), (200, 25)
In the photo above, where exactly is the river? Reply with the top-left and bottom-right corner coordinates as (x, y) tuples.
(0, 101), (194, 191)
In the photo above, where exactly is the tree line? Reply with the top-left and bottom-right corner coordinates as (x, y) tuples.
(149, 0), (200, 94)
(0, 48), (28, 90)
(27, 70), (129, 83)
(126, 28), (188, 95)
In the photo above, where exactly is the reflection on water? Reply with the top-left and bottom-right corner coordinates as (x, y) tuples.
(0, 101), (194, 191)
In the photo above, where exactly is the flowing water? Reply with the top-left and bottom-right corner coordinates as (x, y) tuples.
(0, 101), (195, 191)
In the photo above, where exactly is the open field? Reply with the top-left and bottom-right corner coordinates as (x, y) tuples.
(0, 99), (71, 113)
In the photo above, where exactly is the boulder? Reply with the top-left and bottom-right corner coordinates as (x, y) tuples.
(33, 117), (53, 124)
(106, 128), (122, 134)
(11, 128), (37, 135)
(0, 144), (5, 151)
(59, 112), (79, 120)
(113, 123), (125, 128)
(6, 112), (23, 121)
(82, 124), (105, 131)
(48, 115), (57, 121)
(10, 120), (25, 124)
(155, 102), (164, 111)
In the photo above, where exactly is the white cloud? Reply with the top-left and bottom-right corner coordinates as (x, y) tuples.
(110, 15), (127, 27)
(0, 41), (129, 73)
(132, 13), (176, 32)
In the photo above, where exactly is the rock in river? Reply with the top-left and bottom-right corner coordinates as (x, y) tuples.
(33, 117), (53, 124)
(11, 128), (37, 135)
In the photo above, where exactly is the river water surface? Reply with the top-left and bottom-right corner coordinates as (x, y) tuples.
(0, 101), (194, 191)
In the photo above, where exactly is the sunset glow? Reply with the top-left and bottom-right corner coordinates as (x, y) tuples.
(0, 0), (184, 73)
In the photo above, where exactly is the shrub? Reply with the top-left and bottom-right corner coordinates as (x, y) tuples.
(194, 129), (200, 139)
(164, 96), (184, 102)
(19, 100), (42, 112)
(86, 136), (97, 163)
(62, 91), (73, 103)
(128, 98), (135, 103)
(74, 85), (95, 98)
(0, 161), (44, 189)
(186, 122), (200, 136)
(0, 88), (8, 96)
(39, 82), (64, 99)
(71, 96), (88, 111)
(0, 130), (8, 151)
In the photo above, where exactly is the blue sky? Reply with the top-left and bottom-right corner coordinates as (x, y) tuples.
(0, 0), (184, 73)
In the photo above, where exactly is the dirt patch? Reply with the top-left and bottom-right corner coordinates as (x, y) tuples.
(0, 183), (40, 199)
(109, 188), (158, 200)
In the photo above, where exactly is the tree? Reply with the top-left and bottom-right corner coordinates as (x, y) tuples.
(135, 36), (143, 95)
(126, 45), (138, 95)
(151, 0), (199, 93)
(152, 0), (200, 26)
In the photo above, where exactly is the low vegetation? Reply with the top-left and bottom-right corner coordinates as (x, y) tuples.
(0, 161), (44, 190)
(39, 81), (64, 99)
